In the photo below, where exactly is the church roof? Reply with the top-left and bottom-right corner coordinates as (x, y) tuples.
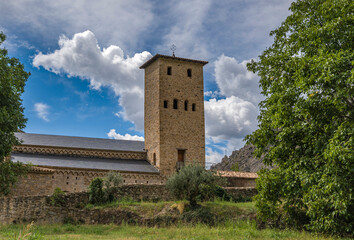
(11, 153), (159, 173)
(139, 54), (208, 69)
(15, 132), (145, 152)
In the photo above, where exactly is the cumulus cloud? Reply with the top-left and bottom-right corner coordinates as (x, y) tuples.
(214, 55), (261, 104)
(205, 96), (258, 142)
(34, 103), (50, 122)
(0, 0), (153, 50)
(33, 31), (152, 129)
(205, 147), (224, 169)
(107, 129), (144, 141)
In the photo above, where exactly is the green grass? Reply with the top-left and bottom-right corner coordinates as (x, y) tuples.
(0, 221), (349, 240)
(0, 201), (350, 240)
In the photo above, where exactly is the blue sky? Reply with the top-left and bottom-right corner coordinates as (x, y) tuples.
(0, 0), (293, 167)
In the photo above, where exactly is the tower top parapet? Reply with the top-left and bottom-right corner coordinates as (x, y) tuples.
(140, 54), (208, 69)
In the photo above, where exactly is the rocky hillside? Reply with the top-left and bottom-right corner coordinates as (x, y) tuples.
(210, 144), (269, 172)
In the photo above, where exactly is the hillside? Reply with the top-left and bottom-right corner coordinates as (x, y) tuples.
(210, 144), (269, 172)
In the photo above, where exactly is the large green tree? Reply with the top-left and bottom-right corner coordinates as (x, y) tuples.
(0, 32), (30, 196)
(246, 0), (353, 235)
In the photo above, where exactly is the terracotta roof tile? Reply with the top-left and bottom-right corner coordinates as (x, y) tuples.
(216, 170), (258, 179)
(140, 54), (208, 69)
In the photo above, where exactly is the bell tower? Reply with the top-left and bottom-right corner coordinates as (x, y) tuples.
(140, 54), (208, 176)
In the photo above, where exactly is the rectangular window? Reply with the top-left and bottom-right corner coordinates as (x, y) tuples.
(192, 103), (196, 111)
(187, 69), (192, 77)
(167, 66), (172, 75)
(173, 99), (178, 109)
(184, 101), (188, 111)
(164, 100), (168, 108)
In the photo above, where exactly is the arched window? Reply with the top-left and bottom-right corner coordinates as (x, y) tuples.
(192, 103), (196, 111)
(187, 69), (192, 77)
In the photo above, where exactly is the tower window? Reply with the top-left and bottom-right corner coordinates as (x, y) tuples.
(187, 69), (192, 77)
(184, 100), (188, 111)
(192, 103), (196, 111)
(173, 99), (178, 109)
(164, 100), (168, 108)
(167, 66), (172, 75)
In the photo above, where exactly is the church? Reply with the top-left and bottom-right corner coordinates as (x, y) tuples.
(10, 54), (257, 196)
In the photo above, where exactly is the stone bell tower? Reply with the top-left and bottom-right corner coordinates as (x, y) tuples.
(140, 54), (208, 176)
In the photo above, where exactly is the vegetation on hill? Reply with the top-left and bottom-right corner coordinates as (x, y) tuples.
(0, 32), (30, 196)
(246, 0), (353, 235)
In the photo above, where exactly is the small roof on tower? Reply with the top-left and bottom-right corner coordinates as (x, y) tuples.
(140, 54), (208, 69)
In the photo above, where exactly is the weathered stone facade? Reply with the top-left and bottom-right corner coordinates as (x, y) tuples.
(10, 168), (166, 197)
(142, 54), (208, 176)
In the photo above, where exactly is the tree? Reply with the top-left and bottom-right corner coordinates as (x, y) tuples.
(246, 0), (353, 235)
(0, 32), (30, 196)
(166, 164), (221, 208)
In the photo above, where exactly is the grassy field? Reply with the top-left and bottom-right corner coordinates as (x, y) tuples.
(0, 221), (349, 240)
(0, 201), (350, 240)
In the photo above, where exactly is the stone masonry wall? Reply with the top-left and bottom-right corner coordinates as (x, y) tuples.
(0, 185), (257, 224)
(9, 169), (166, 197)
(144, 57), (206, 177)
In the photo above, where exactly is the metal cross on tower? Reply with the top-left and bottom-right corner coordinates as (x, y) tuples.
(170, 44), (176, 57)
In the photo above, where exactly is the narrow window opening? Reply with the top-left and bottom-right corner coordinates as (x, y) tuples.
(184, 100), (188, 111)
(153, 153), (156, 165)
(167, 66), (172, 75)
(135, 180), (137, 183)
(173, 99), (178, 109)
(192, 103), (196, 111)
(187, 69), (192, 77)
(123, 180), (126, 183)
(163, 100), (168, 108)
(147, 181), (149, 184)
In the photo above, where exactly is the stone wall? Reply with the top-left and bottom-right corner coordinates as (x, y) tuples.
(144, 56), (206, 176)
(9, 169), (166, 197)
(0, 185), (257, 224)
(224, 177), (257, 188)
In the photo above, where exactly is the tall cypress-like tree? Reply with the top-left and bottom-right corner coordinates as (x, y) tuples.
(246, 0), (353, 235)
(0, 32), (30, 196)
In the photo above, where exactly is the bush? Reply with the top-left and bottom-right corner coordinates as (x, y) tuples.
(166, 164), (221, 208)
(88, 172), (124, 205)
(88, 178), (105, 204)
(103, 171), (123, 202)
(50, 187), (65, 206)
(181, 207), (216, 225)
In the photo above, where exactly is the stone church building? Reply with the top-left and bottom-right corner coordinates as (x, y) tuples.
(10, 54), (257, 196)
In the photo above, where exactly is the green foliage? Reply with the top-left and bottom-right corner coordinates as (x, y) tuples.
(50, 188), (65, 206)
(88, 172), (123, 205)
(246, 0), (353, 235)
(0, 32), (30, 196)
(88, 178), (105, 204)
(166, 164), (221, 208)
(231, 162), (239, 172)
(103, 171), (123, 202)
(0, 160), (30, 196)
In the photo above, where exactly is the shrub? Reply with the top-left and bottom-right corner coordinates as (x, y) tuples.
(50, 187), (65, 206)
(166, 164), (221, 208)
(103, 171), (123, 202)
(88, 178), (105, 204)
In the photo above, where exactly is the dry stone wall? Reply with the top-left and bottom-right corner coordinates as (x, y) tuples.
(0, 185), (257, 224)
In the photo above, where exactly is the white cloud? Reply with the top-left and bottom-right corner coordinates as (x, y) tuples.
(33, 30), (152, 129)
(34, 103), (50, 122)
(107, 129), (144, 141)
(157, 0), (213, 59)
(205, 147), (224, 169)
(205, 96), (258, 142)
(214, 55), (262, 105)
(0, 0), (154, 50)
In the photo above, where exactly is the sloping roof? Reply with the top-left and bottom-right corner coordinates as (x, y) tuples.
(15, 132), (145, 152)
(11, 153), (159, 173)
(216, 170), (258, 179)
(139, 54), (208, 69)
